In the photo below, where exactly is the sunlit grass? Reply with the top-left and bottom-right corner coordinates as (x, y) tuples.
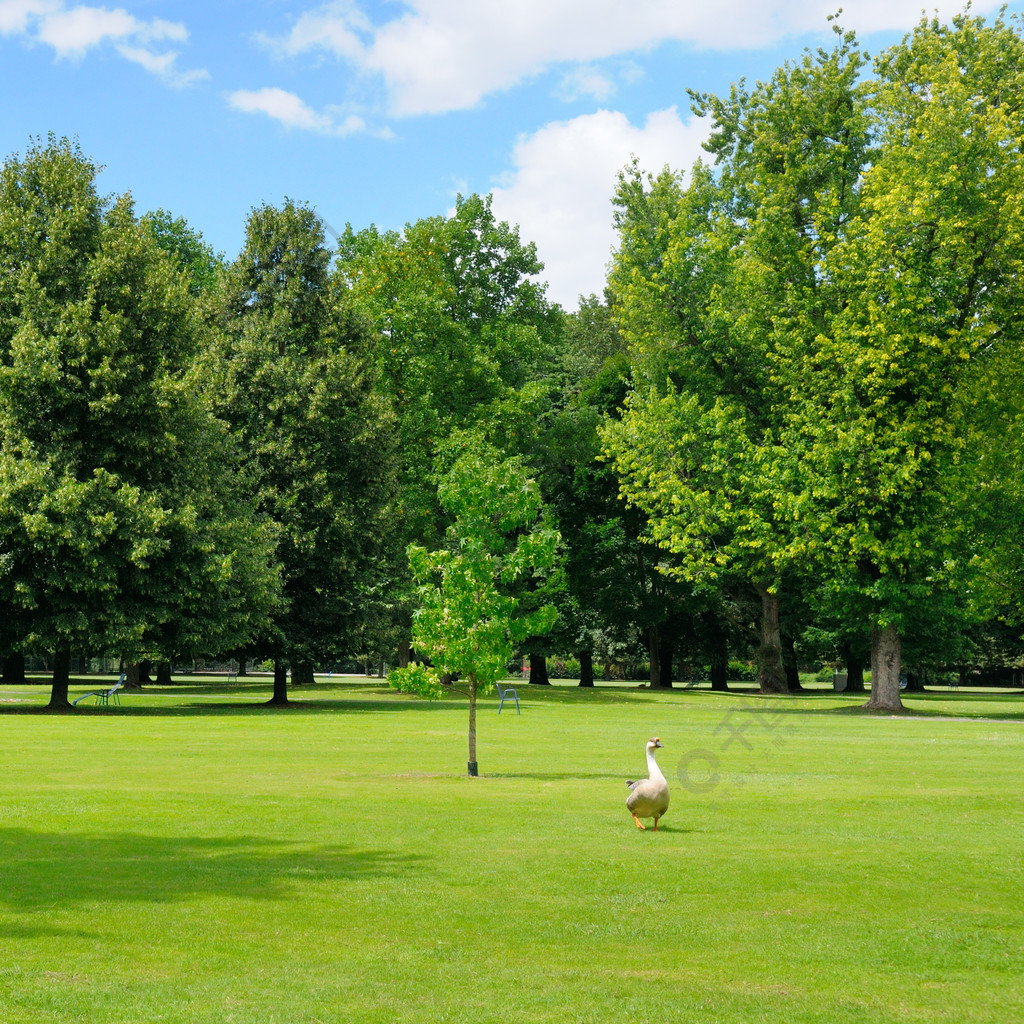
(1, 676), (1022, 1023)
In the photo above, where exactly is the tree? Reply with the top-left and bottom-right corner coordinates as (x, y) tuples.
(603, 30), (870, 693)
(213, 200), (397, 704)
(336, 195), (562, 660)
(0, 137), (279, 708)
(787, 12), (1024, 710)
(141, 209), (223, 296)
(389, 442), (558, 775)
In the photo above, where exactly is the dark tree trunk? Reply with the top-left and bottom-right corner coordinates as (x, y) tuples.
(782, 633), (803, 692)
(138, 660), (153, 683)
(529, 653), (550, 686)
(903, 670), (925, 693)
(292, 661), (315, 687)
(156, 662), (173, 686)
(602, 661), (612, 681)
(843, 644), (866, 692)
(755, 584), (789, 694)
(657, 629), (675, 689)
(236, 657), (248, 677)
(866, 622), (903, 711)
(124, 662), (141, 689)
(47, 649), (72, 710)
(577, 650), (595, 688)
(398, 639), (411, 668)
(467, 674), (479, 776)
(709, 633), (730, 692)
(267, 659), (290, 706)
(647, 625), (663, 688)
(3, 652), (26, 684)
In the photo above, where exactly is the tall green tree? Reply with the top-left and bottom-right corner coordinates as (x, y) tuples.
(389, 442), (558, 775)
(603, 29), (870, 693)
(787, 12), (1024, 709)
(214, 200), (397, 704)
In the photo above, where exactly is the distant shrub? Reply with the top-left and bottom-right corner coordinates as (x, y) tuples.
(552, 657), (581, 679)
(727, 661), (757, 682)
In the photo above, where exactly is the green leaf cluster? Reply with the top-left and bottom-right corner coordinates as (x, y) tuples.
(389, 442), (558, 698)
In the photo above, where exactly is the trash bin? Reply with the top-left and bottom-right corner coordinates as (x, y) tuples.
(833, 671), (848, 692)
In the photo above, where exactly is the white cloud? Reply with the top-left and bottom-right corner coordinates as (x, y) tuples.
(269, 0), (1008, 116)
(556, 65), (616, 103)
(228, 87), (366, 137)
(264, 0), (369, 61)
(0, 0), (58, 34)
(489, 107), (710, 309)
(118, 45), (209, 88)
(38, 5), (166, 56)
(1, 1), (205, 85)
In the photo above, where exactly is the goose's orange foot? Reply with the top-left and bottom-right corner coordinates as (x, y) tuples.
(632, 814), (646, 830)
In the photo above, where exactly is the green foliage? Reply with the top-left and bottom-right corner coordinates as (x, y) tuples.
(605, 30), (870, 590)
(390, 442), (559, 698)
(0, 137), (278, 680)
(336, 193), (562, 550)
(140, 208), (223, 295)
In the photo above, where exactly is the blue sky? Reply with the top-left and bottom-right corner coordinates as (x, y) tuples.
(1, 0), (1019, 308)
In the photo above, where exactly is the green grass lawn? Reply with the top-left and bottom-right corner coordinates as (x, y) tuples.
(1, 676), (1022, 1023)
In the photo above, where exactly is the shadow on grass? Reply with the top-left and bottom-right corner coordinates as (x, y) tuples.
(3, 679), (1021, 720)
(0, 827), (426, 923)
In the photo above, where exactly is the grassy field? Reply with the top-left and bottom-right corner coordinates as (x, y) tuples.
(1, 675), (1022, 1023)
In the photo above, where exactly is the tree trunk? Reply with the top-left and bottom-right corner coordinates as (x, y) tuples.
(709, 634), (730, 692)
(865, 622), (903, 711)
(292, 661), (315, 687)
(124, 662), (141, 689)
(647, 625), (663, 688)
(156, 662), (173, 686)
(138, 659), (153, 683)
(657, 628), (675, 689)
(467, 675), (478, 776)
(398, 639), (411, 669)
(577, 650), (595, 688)
(843, 643), (866, 692)
(236, 657), (248, 677)
(47, 649), (72, 710)
(3, 652), (26, 684)
(529, 652), (550, 686)
(782, 633), (803, 691)
(267, 659), (290, 706)
(755, 584), (789, 693)
(903, 670), (925, 693)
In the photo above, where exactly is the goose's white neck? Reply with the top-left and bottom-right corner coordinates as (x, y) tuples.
(647, 746), (665, 782)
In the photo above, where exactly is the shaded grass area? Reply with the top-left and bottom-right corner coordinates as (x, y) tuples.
(1, 679), (1022, 1022)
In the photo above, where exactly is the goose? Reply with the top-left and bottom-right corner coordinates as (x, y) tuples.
(626, 737), (669, 831)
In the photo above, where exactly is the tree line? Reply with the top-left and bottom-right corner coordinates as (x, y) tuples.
(1, 11), (1022, 713)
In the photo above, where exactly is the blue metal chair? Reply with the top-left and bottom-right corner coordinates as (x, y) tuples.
(73, 673), (125, 707)
(495, 680), (520, 715)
